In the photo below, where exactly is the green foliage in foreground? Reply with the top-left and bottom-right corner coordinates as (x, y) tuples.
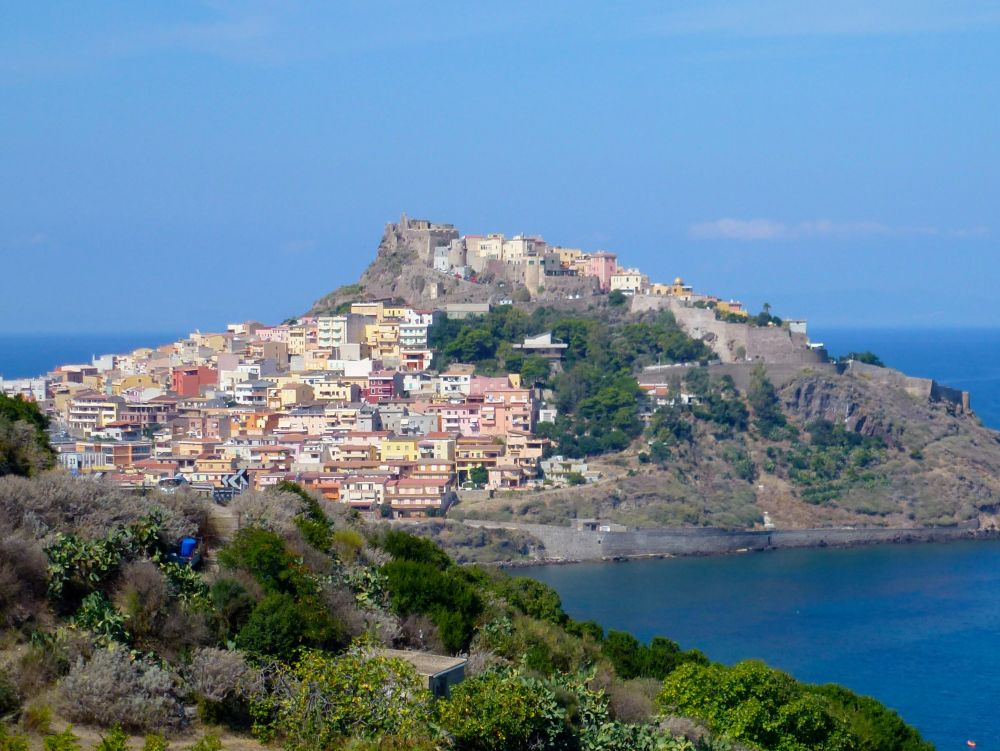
(0, 393), (54, 477)
(11, 480), (930, 751)
(659, 660), (932, 751)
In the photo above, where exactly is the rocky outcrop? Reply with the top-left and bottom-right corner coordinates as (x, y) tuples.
(309, 214), (601, 314)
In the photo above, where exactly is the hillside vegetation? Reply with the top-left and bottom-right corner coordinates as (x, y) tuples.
(0, 473), (931, 751)
(0, 394), (54, 478)
(430, 308), (1000, 531)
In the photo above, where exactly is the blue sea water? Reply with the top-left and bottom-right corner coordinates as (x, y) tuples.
(523, 542), (1000, 750)
(0, 333), (184, 379)
(3, 327), (1000, 746)
(816, 327), (1000, 430)
(517, 327), (1000, 750)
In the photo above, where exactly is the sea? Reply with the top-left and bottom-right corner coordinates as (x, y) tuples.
(3, 327), (1000, 747)
(519, 326), (1000, 751)
(0, 333), (184, 380)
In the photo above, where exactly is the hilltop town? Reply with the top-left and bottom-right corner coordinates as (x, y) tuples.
(2, 215), (997, 545)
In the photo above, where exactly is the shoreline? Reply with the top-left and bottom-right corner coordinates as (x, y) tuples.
(458, 518), (999, 568)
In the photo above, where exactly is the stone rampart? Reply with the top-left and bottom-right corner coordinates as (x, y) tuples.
(461, 519), (983, 562)
(846, 361), (970, 413)
(630, 296), (825, 365)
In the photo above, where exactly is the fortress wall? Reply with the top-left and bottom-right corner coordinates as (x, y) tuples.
(847, 361), (969, 413)
(462, 520), (983, 561)
(630, 296), (825, 365)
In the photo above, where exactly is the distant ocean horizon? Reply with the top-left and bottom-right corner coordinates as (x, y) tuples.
(2, 326), (999, 431)
(0, 332), (185, 381)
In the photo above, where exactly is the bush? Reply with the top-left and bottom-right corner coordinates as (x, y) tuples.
(382, 560), (482, 653)
(143, 735), (168, 751)
(218, 527), (299, 593)
(236, 592), (346, 660)
(22, 703), (53, 733)
(254, 645), (432, 750)
(0, 532), (48, 629)
(42, 728), (79, 751)
(113, 560), (169, 644)
(189, 734), (221, 751)
(208, 578), (256, 639)
(94, 726), (129, 751)
(331, 529), (365, 563)
(658, 660), (856, 751)
(59, 647), (185, 733)
(436, 668), (568, 751)
(0, 724), (29, 751)
(189, 648), (256, 729)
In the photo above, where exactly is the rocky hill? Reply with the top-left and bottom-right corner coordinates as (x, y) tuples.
(309, 214), (599, 315)
(309, 214), (999, 537)
(451, 361), (1000, 533)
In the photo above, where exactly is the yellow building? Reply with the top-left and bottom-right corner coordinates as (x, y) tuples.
(380, 437), (421, 463)
(716, 300), (749, 318)
(420, 434), (456, 461)
(380, 304), (410, 322)
(313, 381), (360, 402)
(351, 301), (385, 319)
(669, 277), (694, 298)
(267, 382), (315, 409)
(112, 374), (159, 395)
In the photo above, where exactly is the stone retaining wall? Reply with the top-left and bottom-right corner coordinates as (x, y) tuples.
(461, 519), (984, 561)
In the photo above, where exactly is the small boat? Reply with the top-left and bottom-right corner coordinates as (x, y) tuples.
(966, 741), (976, 748)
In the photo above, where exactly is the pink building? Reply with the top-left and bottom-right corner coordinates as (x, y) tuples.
(584, 251), (618, 292)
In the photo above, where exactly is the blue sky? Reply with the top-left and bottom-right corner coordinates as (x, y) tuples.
(1, 1), (998, 334)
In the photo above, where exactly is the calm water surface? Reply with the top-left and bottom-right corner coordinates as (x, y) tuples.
(523, 541), (1000, 750)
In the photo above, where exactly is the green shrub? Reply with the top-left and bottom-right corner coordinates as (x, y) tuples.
(218, 528), (298, 593)
(94, 726), (129, 751)
(189, 734), (221, 751)
(0, 725), (29, 751)
(658, 660), (857, 751)
(437, 668), (568, 751)
(330, 529), (365, 563)
(380, 530), (450, 568)
(142, 735), (168, 751)
(382, 560), (482, 653)
(42, 727), (80, 751)
(236, 592), (346, 660)
(253, 646), (432, 750)
(22, 703), (53, 733)
(209, 578), (256, 639)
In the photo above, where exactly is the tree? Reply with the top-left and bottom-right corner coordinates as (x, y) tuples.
(0, 394), (54, 477)
(747, 364), (787, 439)
(519, 356), (550, 385)
(469, 464), (489, 488)
(839, 351), (885, 367)
(608, 289), (627, 307)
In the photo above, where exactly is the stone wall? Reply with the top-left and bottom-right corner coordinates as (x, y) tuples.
(630, 296), (826, 365)
(846, 361), (970, 413)
(462, 519), (983, 562)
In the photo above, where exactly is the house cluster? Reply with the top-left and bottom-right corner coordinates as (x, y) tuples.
(2, 300), (598, 517)
(419, 213), (749, 317)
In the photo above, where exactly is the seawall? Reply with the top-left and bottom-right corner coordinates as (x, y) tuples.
(461, 519), (987, 562)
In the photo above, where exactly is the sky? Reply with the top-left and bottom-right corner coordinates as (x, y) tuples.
(1, 1), (998, 334)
